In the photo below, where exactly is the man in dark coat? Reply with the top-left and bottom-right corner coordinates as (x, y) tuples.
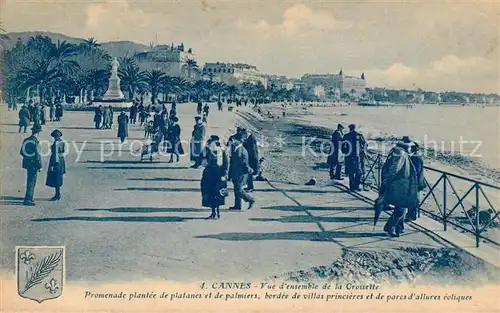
(217, 101), (223, 111)
(228, 139), (255, 211)
(94, 105), (103, 129)
(49, 100), (55, 121)
(117, 110), (129, 143)
(130, 103), (138, 124)
(190, 116), (206, 168)
(20, 124), (43, 206)
(55, 103), (63, 121)
(328, 124), (344, 180)
(203, 103), (210, 117)
(18, 105), (31, 133)
(342, 124), (366, 191)
(242, 129), (259, 191)
(197, 101), (203, 115)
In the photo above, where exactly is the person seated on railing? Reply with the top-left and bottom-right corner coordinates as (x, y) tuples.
(380, 139), (419, 237)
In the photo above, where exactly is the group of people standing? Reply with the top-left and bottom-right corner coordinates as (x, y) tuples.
(93, 105), (114, 129)
(199, 126), (260, 219)
(327, 123), (366, 191)
(18, 100), (63, 133)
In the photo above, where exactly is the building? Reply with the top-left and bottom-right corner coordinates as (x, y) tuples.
(135, 43), (196, 79)
(202, 62), (268, 88)
(268, 75), (294, 90)
(301, 69), (367, 99)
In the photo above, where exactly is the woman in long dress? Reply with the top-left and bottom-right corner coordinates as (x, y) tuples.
(166, 116), (184, 162)
(200, 135), (228, 219)
(46, 129), (66, 201)
(117, 110), (129, 143)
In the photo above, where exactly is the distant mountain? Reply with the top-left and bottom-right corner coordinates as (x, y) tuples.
(2, 31), (150, 57)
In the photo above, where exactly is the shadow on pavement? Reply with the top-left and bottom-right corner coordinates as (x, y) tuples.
(114, 187), (201, 192)
(129, 177), (201, 182)
(260, 205), (373, 212)
(77, 207), (208, 213)
(196, 230), (387, 242)
(32, 215), (206, 223)
(57, 126), (97, 130)
(88, 166), (190, 170)
(249, 215), (380, 223)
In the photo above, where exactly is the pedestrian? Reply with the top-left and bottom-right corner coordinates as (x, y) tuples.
(55, 103), (63, 121)
(241, 128), (259, 192)
(117, 110), (129, 143)
(407, 139), (426, 221)
(130, 103), (138, 124)
(32, 103), (41, 129)
(203, 103), (210, 117)
(49, 101), (55, 121)
(228, 138), (255, 211)
(94, 105), (103, 129)
(190, 115), (206, 168)
(328, 124), (344, 180)
(12, 99), (18, 111)
(20, 124), (43, 206)
(342, 124), (366, 191)
(46, 129), (66, 201)
(200, 135), (229, 219)
(102, 106), (111, 129)
(108, 105), (114, 128)
(139, 108), (149, 126)
(18, 105), (31, 133)
(217, 100), (223, 111)
(166, 116), (184, 163)
(40, 103), (47, 126)
(380, 139), (419, 237)
(197, 101), (203, 115)
(27, 101), (34, 123)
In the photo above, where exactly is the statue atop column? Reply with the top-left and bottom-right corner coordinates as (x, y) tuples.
(111, 57), (119, 77)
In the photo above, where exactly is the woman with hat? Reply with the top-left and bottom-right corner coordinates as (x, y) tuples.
(200, 135), (228, 219)
(46, 129), (66, 201)
(190, 115), (206, 168)
(166, 116), (184, 163)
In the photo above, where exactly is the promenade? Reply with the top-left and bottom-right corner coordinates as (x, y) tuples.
(0, 104), (482, 284)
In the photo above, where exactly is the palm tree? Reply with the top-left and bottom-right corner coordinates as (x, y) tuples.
(145, 70), (168, 104)
(85, 68), (109, 100)
(49, 40), (79, 74)
(118, 65), (146, 100)
(118, 55), (137, 69)
(226, 85), (237, 103)
(18, 59), (62, 101)
(26, 35), (53, 58)
(183, 59), (199, 81)
(82, 37), (101, 52)
(214, 82), (227, 101)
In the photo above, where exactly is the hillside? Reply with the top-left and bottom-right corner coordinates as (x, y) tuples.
(2, 31), (150, 57)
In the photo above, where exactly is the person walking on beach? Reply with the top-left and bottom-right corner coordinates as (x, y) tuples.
(197, 101), (203, 115)
(46, 129), (66, 201)
(166, 116), (184, 163)
(20, 124), (43, 206)
(241, 128), (259, 192)
(18, 105), (31, 133)
(200, 135), (229, 219)
(328, 124), (344, 180)
(117, 110), (129, 143)
(342, 124), (366, 191)
(55, 102), (63, 121)
(228, 138), (255, 211)
(94, 105), (103, 129)
(190, 115), (206, 168)
(380, 139), (419, 237)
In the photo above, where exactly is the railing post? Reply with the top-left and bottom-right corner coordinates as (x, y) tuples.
(475, 183), (480, 248)
(443, 174), (447, 231)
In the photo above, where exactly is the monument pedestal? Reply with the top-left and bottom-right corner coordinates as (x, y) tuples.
(91, 57), (131, 109)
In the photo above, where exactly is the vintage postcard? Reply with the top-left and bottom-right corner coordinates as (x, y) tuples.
(0, 0), (499, 312)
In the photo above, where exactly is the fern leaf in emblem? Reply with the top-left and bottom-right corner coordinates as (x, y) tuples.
(22, 251), (62, 294)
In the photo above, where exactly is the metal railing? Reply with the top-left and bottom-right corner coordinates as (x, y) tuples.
(360, 151), (500, 247)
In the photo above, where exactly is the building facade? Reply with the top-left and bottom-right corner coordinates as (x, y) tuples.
(301, 69), (367, 99)
(202, 62), (268, 88)
(135, 43), (196, 79)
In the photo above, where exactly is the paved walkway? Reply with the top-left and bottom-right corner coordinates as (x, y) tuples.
(0, 104), (452, 284)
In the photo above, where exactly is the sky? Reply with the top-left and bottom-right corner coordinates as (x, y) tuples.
(1, 0), (499, 93)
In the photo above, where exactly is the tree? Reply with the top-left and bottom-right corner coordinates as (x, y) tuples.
(17, 59), (62, 102)
(49, 40), (79, 74)
(145, 70), (167, 104)
(118, 65), (146, 100)
(81, 37), (101, 53)
(183, 59), (199, 81)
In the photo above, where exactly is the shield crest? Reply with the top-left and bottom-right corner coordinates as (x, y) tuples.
(16, 246), (65, 303)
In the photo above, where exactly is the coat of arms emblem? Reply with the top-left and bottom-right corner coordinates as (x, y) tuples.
(16, 246), (65, 303)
